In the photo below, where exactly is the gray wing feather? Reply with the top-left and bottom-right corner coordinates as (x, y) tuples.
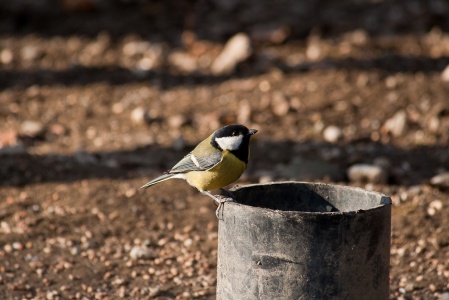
(140, 173), (176, 189)
(170, 152), (221, 173)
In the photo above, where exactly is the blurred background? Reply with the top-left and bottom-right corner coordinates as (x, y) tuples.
(1, 0), (449, 299)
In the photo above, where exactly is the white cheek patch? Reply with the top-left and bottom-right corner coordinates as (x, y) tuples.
(215, 135), (243, 151)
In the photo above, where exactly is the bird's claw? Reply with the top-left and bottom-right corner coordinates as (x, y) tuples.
(214, 195), (235, 220)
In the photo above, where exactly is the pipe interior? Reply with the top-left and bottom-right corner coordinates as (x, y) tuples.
(230, 182), (391, 213)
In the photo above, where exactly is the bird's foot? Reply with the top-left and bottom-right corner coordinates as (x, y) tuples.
(214, 195), (235, 220)
(200, 190), (235, 219)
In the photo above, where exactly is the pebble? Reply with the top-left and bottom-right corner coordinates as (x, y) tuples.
(271, 92), (290, 116)
(430, 172), (449, 189)
(323, 125), (343, 143)
(211, 33), (252, 75)
(168, 51), (197, 73)
(130, 107), (147, 125)
(237, 100), (252, 124)
(404, 283), (414, 292)
(12, 242), (23, 250)
(347, 164), (388, 184)
(0, 130), (17, 148)
(183, 238), (193, 247)
(21, 45), (40, 61)
(429, 200), (443, 211)
(129, 245), (151, 260)
(168, 114), (189, 129)
(428, 200), (443, 216)
(306, 39), (321, 61)
(383, 110), (408, 137)
(20, 120), (45, 138)
(48, 123), (66, 136)
(0, 48), (13, 64)
(122, 41), (149, 57)
(4, 244), (12, 253)
(441, 64), (449, 82)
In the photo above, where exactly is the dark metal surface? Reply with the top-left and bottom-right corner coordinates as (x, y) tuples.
(217, 182), (391, 300)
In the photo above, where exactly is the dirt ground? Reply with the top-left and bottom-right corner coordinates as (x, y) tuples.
(1, 0), (449, 299)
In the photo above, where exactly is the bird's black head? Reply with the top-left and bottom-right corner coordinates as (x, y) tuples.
(211, 124), (257, 163)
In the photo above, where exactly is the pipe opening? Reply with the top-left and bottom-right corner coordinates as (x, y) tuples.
(230, 182), (391, 213)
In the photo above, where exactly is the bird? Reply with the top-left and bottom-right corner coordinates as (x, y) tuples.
(140, 124), (257, 216)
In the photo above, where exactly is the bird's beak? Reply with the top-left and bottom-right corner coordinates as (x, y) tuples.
(248, 129), (258, 135)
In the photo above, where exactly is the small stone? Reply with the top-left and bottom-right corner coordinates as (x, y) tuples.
(323, 126), (343, 143)
(70, 245), (80, 255)
(130, 245), (151, 260)
(21, 46), (40, 61)
(211, 33), (252, 75)
(259, 175), (273, 184)
(125, 189), (136, 198)
(306, 40), (321, 61)
(183, 238), (193, 247)
(4, 244), (12, 253)
(347, 164), (388, 184)
(12, 242), (23, 250)
(46, 290), (59, 300)
(0, 129), (18, 147)
(404, 283), (414, 292)
(168, 51), (197, 73)
(346, 29), (368, 45)
(0, 49), (13, 64)
(431, 199), (443, 210)
(383, 110), (408, 137)
(385, 76), (397, 89)
(170, 267), (178, 276)
(168, 114), (188, 129)
(148, 286), (160, 297)
(430, 172), (449, 189)
(271, 92), (290, 116)
(442, 65), (449, 81)
(123, 41), (148, 57)
(237, 100), (252, 124)
(427, 207), (437, 216)
(131, 107), (147, 125)
(20, 120), (45, 138)
(48, 124), (66, 136)
(259, 80), (271, 92)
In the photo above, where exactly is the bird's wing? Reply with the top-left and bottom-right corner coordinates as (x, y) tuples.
(139, 173), (186, 189)
(170, 152), (222, 173)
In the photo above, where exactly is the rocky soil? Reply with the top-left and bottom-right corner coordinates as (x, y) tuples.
(1, 0), (449, 299)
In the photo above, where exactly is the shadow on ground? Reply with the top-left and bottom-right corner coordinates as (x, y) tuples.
(1, 139), (447, 187)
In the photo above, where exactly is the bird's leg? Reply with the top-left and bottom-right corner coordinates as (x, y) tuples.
(200, 190), (235, 219)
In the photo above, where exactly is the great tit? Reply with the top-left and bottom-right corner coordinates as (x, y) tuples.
(140, 124), (257, 213)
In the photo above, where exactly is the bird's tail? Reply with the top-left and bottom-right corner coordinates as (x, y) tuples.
(139, 173), (185, 189)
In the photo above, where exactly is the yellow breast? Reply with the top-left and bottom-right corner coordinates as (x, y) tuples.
(186, 151), (247, 191)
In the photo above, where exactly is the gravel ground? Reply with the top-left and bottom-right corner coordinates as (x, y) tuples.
(1, 0), (449, 299)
